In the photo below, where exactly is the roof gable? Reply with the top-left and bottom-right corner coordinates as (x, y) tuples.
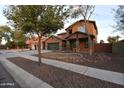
(65, 20), (98, 34)
(66, 31), (95, 39)
(44, 35), (66, 42)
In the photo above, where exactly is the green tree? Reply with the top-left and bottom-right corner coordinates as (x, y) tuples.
(69, 5), (95, 55)
(11, 31), (26, 49)
(107, 35), (121, 43)
(6, 41), (15, 49)
(4, 5), (69, 64)
(113, 5), (124, 34)
(100, 40), (104, 44)
(0, 25), (11, 44)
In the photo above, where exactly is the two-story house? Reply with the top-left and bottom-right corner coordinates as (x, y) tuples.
(44, 20), (98, 52)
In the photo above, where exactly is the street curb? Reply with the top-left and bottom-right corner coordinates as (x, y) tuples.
(0, 58), (53, 88)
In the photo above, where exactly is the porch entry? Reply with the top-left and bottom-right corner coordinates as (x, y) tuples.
(66, 38), (88, 52)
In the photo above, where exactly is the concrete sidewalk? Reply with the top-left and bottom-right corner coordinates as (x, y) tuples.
(0, 57), (53, 88)
(20, 55), (124, 86)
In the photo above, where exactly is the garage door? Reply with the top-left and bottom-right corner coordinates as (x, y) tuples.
(47, 43), (59, 50)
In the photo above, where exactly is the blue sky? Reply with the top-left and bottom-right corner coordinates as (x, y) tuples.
(0, 5), (7, 25)
(0, 5), (123, 43)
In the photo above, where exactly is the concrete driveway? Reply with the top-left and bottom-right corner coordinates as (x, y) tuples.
(0, 49), (51, 58)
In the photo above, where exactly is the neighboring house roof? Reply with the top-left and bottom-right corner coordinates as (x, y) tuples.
(54, 35), (66, 40)
(65, 20), (98, 34)
(65, 31), (95, 39)
(57, 32), (68, 39)
(26, 36), (47, 44)
(44, 35), (66, 42)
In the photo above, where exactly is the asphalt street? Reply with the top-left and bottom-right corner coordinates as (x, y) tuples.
(0, 62), (20, 88)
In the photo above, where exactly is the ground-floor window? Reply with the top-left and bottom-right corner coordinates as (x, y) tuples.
(70, 40), (76, 48)
(84, 41), (88, 48)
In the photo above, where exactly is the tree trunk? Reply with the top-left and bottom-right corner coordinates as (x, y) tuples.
(88, 34), (92, 55)
(38, 35), (42, 65)
(84, 20), (93, 55)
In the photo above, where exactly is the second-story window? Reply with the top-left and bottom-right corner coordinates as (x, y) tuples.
(78, 26), (86, 33)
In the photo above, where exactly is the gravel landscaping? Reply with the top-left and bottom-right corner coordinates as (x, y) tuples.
(34, 52), (124, 73)
(7, 57), (124, 88)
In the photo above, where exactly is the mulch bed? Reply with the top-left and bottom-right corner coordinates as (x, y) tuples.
(34, 52), (124, 73)
(7, 57), (124, 88)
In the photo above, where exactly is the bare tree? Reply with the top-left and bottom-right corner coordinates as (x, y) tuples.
(69, 5), (95, 55)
